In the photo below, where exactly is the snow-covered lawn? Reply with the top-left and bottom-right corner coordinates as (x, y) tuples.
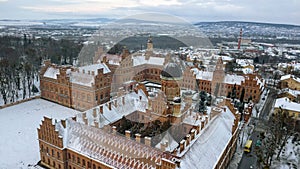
(271, 136), (300, 169)
(0, 99), (80, 169)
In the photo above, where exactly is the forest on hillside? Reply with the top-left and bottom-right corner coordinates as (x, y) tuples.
(0, 35), (82, 105)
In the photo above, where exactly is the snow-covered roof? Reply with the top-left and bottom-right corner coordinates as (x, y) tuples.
(44, 67), (60, 79)
(224, 74), (245, 85)
(191, 68), (213, 81)
(70, 63), (111, 87)
(280, 74), (300, 83)
(179, 106), (235, 169)
(132, 55), (165, 66)
(77, 89), (148, 126)
(155, 131), (179, 152)
(65, 118), (164, 169)
(191, 68), (246, 85)
(274, 97), (300, 113)
(79, 63), (111, 75)
(221, 56), (233, 62)
(280, 88), (300, 97)
(242, 68), (253, 74)
(236, 59), (254, 67)
(255, 76), (265, 89)
(183, 107), (212, 126)
(70, 72), (95, 87)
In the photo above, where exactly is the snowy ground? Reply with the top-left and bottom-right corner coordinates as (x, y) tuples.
(0, 99), (80, 169)
(271, 137), (300, 169)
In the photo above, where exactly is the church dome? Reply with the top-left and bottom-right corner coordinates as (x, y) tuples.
(161, 62), (182, 78)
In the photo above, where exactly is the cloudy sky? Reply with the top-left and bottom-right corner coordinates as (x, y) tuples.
(0, 0), (299, 25)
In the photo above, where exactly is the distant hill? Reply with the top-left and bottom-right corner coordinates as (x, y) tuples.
(195, 21), (300, 28)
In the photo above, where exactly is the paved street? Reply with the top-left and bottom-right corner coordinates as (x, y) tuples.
(237, 88), (277, 169)
(260, 88), (277, 120)
(238, 130), (259, 169)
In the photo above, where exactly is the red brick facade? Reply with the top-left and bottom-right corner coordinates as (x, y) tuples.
(40, 60), (111, 111)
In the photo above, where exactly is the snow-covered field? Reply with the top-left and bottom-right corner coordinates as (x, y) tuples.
(0, 99), (80, 169)
(271, 137), (300, 169)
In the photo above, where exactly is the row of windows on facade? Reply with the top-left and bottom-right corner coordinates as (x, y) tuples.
(42, 156), (62, 169)
(68, 153), (103, 169)
(41, 144), (61, 159)
(199, 83), (259, 94)
(44, 93), (69, 104)
(42, 84), (69, 96)
(41, 145), (104, 169)
(135, 76), (161, 82)
(43, 80), (108, 92)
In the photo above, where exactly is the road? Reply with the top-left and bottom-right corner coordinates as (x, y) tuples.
(260, 88), (277, 120)
(238, 130), (260, 169)
(238, 88), (277, 169)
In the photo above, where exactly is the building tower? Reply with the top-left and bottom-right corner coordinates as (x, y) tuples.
(147, 35), (153, 51)
(212, 57), (225, 97)
(146, 35), (153, 59)
(161, 62), (183, 101)
(160, 61), (183, 118)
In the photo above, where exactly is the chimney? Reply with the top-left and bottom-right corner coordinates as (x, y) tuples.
(135, 133), (141, 143)
(160, 141), (167, 152)
(82, 113), (87, 119)
(180, 140), (186, 153)
(94, 121), (99, 128)
(122, 96), (125, 105)
(83, 118), (88, 125)
(71, 116), (77, 121)
(93, 108), (97, 118)
(99, 105), (103, 114)
(108, 102), (112, 110)
(61, 120), (66, 128)
(201, 120), (205, 130)
(191, 129), (196, 140)
(114, 99), (118, 107)
(125, 130), (131, 139)
(112, 126), (117, 134)
(186, 134), (191, 146)
(88, 70), (90, 75)
(145, 137), (151, 146)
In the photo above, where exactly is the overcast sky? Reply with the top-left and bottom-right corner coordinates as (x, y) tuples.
(0, 0), (299, 25)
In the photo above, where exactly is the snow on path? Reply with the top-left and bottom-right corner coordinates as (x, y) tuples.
(0, 99), (80, 169)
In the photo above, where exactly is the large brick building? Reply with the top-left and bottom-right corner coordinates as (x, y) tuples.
(38, 87), (241, 169)
(37, 37), (264, 169)
(40, 60), (111, 111)
(97, 38), (264, 103)
(191, 57), (264, 103)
